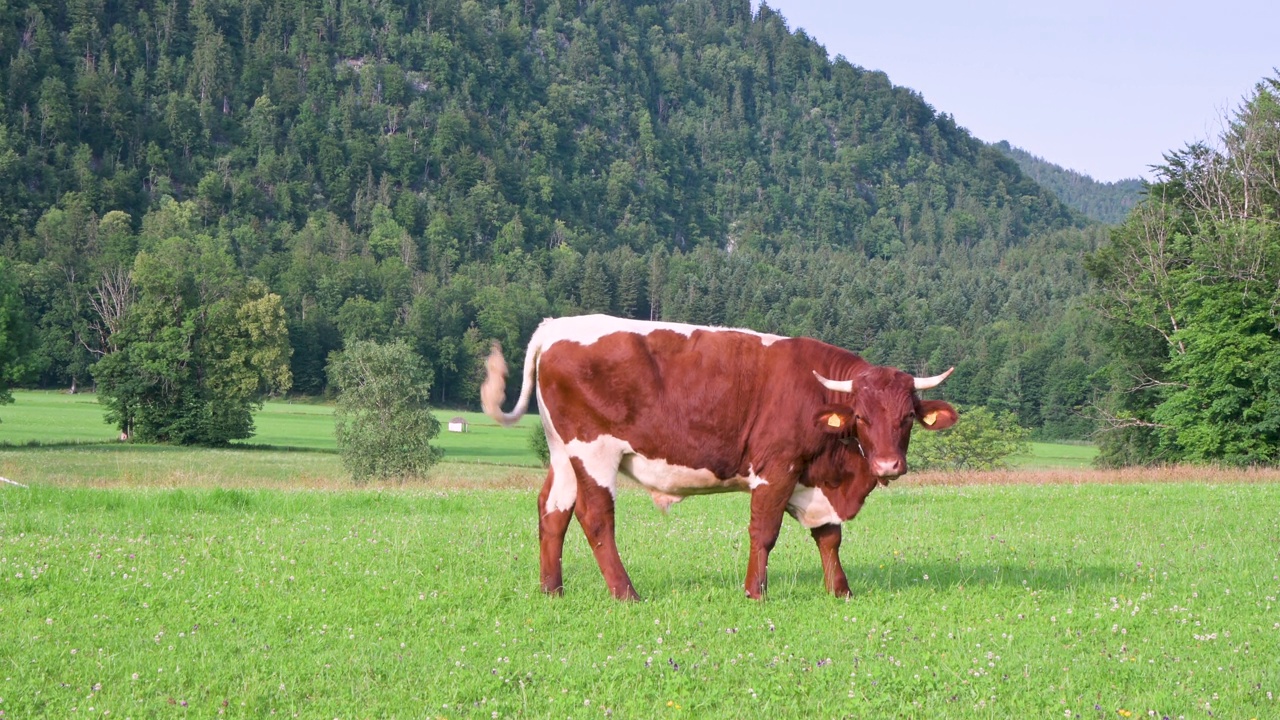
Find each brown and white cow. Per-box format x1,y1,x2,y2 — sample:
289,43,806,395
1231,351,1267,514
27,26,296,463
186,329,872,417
481,314,957,600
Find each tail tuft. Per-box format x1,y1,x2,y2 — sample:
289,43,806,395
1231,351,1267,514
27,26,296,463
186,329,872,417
480,328,540,427
480,342,510,423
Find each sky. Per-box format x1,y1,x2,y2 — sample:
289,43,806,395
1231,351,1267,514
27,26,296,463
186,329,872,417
756,0,1280,183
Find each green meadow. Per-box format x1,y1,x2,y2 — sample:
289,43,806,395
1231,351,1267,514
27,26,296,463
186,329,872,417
1013,442,1099,470
3,483,1278,718
2,390,1276,718
0,390,1090,470
0,390,544,468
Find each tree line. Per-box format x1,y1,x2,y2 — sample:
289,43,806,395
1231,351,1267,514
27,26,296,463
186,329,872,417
1088,77,1280,466
0,0,1109,444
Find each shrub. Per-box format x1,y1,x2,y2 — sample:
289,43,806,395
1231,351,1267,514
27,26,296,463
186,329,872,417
908,405,1030,471
328,340,442,482
529,422,550,467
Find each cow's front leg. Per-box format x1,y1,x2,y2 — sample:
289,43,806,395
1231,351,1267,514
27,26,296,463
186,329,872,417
811,524,851,597
744,479,795,599
571,458,640,601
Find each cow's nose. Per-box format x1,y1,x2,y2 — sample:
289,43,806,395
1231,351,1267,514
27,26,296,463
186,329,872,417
871,457,904,479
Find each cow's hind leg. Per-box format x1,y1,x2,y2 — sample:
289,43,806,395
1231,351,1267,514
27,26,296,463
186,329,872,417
811,524,851,597
571,457,639,601
537,468,574,595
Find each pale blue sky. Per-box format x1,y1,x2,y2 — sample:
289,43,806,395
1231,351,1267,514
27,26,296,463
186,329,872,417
758,1,1280,182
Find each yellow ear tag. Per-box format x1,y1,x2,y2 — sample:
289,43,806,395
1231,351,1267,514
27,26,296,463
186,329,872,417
922,411,939,427
827,414,844,428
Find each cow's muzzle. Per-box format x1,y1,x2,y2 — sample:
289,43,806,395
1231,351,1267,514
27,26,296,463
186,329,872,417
871,457,904,482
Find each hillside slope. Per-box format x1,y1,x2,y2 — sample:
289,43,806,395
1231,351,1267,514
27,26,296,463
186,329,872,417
0,0,1084,253
2,0,1103,437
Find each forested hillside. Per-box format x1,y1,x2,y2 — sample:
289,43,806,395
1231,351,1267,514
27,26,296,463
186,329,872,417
0,0,1106,440
995,142,1143,224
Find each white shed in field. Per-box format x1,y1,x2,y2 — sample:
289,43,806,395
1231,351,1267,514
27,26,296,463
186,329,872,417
447,416,469,433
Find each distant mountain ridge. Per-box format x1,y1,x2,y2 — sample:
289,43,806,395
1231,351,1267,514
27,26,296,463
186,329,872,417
994,142,1143,224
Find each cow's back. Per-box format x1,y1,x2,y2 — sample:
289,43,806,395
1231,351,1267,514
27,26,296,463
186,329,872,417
535,317,786,479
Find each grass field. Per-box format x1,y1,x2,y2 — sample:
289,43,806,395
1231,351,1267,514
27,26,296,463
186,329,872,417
2,481,1278,718
3,390,1276,718
0,390,1092,471
1013,442,1098,469
0,390,545,468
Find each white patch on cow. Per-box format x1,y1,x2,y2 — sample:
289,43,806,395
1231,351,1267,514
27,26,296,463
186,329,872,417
564,435,629,498
745,464,768,489
621,452,726,494
540,389,578,515
535,314,785,351
549,428,768,511
786,485,842,529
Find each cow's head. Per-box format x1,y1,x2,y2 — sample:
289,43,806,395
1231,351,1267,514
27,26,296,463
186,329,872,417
812,366,958,483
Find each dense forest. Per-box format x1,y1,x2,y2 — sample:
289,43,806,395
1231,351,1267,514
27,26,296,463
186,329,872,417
995,141,1143,225
1088,77,1280,466
0,0,1111,442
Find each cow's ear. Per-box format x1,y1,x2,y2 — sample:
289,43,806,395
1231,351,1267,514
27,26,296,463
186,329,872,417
916,400,958,431
814,404,856,435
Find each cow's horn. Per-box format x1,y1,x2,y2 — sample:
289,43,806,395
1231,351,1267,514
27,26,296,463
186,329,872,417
813,371,853,393
914,367,954,390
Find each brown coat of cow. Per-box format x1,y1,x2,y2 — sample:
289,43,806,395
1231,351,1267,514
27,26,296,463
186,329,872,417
482,315,957,600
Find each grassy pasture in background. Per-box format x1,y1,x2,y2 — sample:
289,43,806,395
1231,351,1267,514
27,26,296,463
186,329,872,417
2,482,1278,718
247,401,543,467
0,390,543,467
3,390,1084,471
0,390,119,445
1013,441,1099,469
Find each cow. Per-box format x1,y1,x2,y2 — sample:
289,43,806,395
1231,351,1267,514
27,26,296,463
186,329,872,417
481,314,957,600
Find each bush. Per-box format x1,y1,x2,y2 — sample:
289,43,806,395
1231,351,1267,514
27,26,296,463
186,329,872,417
328,340,442,482
529,422,550,467
908,405,1030,471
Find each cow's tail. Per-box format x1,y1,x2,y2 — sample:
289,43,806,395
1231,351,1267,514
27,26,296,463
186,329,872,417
481,333,541,428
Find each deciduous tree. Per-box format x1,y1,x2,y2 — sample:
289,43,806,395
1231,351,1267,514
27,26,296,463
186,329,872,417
908,405,1030,471
1090,77,1280,465
0,259,33,406
93,209,292,444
